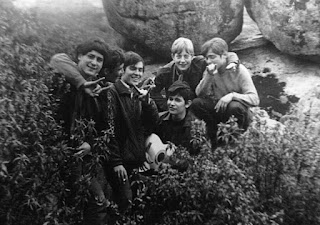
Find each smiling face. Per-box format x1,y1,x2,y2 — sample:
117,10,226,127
167,94,191,121
121,61,144,86
77,50,104,77
172,49,193,72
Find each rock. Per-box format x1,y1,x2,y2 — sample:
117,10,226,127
293,84,320,124
102,0,244,59
230,8,270,51
250,107,286,135
244,0,320,62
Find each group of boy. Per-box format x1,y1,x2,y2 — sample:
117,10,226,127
50,36,259,224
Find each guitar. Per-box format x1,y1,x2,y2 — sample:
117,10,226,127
139,133,176,172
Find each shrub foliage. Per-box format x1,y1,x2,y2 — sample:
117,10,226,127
1,2,320,225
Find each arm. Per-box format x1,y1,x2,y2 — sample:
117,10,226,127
141,99,159,134
50,53,86,89
226,52,240,65
195,69,215,97
232,65,260,106
150,73,167,112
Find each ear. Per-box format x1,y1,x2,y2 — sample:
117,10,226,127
185,100,192,109
171,53,175,60
77,54,83,62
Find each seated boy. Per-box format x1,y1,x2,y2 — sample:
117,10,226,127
150,37,239,112
191,37,260,146
155,80,206,155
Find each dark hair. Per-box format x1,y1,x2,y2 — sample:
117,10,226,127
75,38,111,67
105,48,125,71
168,81,194,101
123,51,144,71
200,37,228,57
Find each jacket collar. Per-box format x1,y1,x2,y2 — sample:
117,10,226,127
114,80,132,95
160,110,194,128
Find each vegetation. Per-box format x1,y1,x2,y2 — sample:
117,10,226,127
1,1,320,224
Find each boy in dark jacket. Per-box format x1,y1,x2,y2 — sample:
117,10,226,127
50,38,111,225
101,51,159,213
155,80,206,155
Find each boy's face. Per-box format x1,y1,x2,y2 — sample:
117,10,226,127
106,63,124,83
205,49,227,69
167,94,190,117
121,61,144,86
78,50,104,77
172,49,193,72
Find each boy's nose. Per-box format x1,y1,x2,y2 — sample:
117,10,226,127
91,58,98,65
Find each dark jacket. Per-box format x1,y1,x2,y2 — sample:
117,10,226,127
101,80,159,168
155,110,202,155
150,53,239,111
58,80,106,146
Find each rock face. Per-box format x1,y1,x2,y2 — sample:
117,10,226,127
102,0,244,59
244,0,320,61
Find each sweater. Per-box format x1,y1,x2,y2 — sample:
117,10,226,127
195,64,259,107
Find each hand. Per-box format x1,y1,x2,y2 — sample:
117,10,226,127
226,62,237,71
74,142,91,157
214,93,234,112
113,165,128,184
82,77,108,97
133,85,151,103
140,77,156,91
206,63,218,76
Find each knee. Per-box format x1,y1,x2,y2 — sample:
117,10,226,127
226,101,246,115
191,97,204,108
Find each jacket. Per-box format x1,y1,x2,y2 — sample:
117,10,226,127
101,80,159,168
155,110,203,155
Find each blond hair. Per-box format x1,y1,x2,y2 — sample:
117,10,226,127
171,37,194,55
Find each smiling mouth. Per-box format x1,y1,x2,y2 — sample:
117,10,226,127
87,66,97,71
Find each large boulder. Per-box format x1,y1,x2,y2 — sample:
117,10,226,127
102,0,244,59
244,0,320,61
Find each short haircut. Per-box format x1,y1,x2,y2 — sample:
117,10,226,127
200,37,228,57
123,51,144,71
168,80,194,101
105,48,125,71
171,37,194,55
75,38,110,67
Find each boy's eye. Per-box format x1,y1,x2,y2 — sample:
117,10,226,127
87,54,95,59
129,66,137,71
206,54,217,60
97,57,103,63
176,54,192,60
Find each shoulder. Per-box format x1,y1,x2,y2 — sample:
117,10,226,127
159,111,170,120
192,55,205,65
237,64,251,77
157,61,174,75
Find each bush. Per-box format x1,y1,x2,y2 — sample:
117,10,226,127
1,2,320,225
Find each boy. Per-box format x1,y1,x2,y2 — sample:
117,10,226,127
155,80,205,155
150,37,239,111
50,38,110,225
192,37,259,145
101,51,159,213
